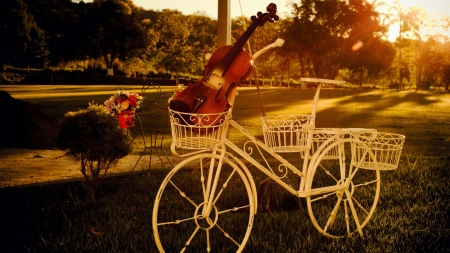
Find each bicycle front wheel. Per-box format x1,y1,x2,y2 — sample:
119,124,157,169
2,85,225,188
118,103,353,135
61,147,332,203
152,153,255,252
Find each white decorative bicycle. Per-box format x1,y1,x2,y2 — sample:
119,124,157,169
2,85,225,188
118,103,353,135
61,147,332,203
152,79,405,252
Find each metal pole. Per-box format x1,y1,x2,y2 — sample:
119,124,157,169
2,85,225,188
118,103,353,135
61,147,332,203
217,0,231,47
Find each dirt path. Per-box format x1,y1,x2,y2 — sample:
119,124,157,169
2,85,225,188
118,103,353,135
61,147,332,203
0,149,181,188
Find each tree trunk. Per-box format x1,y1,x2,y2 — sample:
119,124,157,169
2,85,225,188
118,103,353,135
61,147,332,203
105,54,114,76
359,64,363,88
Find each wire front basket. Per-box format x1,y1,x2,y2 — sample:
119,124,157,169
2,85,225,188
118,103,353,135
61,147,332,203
261,115,315,153
351,132,405,170
169,109,229,151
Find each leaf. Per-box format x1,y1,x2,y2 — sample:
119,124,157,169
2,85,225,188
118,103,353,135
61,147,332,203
90,227,103,236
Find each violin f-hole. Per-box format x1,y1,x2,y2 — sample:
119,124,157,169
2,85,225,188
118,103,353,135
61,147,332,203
214,87,223,102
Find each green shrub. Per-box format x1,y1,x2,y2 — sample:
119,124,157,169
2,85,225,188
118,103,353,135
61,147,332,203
57,103,131,200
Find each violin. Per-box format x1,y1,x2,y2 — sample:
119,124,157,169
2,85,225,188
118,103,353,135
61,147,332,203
170,3,279,125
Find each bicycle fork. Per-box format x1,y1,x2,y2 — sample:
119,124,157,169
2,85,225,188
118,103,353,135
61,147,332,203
200,151,226,218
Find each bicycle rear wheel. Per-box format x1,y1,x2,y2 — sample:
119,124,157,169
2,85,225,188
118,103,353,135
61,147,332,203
305,139,381,238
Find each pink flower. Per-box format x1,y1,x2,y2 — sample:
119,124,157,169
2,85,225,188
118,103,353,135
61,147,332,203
104,97,115,112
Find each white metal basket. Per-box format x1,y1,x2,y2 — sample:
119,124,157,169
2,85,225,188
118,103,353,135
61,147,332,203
351,132,405,170
261,115,315,153
303,129,344,160
169,109,229,150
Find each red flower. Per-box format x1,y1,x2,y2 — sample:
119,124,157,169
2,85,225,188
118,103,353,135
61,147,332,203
128,95,137,107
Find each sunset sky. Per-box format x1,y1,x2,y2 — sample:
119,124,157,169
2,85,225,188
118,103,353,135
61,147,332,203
83,0,450,41
135,0,450,41
132,0,449,20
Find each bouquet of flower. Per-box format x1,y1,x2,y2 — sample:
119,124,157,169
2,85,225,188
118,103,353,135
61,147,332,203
104,90,143,115
104,90,143,128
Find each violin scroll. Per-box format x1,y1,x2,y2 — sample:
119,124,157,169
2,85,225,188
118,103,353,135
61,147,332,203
266,3,277,14
251,3,279,25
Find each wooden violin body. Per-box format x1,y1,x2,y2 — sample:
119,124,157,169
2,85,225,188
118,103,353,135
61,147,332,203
170,46,253,116
169,3,279,125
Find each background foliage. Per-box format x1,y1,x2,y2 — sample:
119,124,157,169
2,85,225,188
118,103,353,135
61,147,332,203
2,0,450,89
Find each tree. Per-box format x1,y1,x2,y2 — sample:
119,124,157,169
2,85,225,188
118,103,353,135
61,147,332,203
418,38,447,89
187,12,217,76
1,0,48,70
57,103,131,200
24,0,80,67
154,10,198,76
443,63,450,90
387,3,429,89
404,7,430,90
79,0,149,75
341,0,395,86
289,0,388,81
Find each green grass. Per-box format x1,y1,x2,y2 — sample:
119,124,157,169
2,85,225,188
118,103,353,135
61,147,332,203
1,85,450,252
1,157,449,252
3,85,449,157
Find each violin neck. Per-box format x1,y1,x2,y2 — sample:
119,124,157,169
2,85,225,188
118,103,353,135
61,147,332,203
213,20,260,77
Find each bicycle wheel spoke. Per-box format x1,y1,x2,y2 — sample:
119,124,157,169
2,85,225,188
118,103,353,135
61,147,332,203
318,163,339,182
169,180,200,208
345,189,364,237
344,200,350,236
326,190,345,228
183,226,201,252
353,179,379,188
351,195,369,215
212,168,237,205
157,214,203,226
200,158,208,206
217,204,251,214
206,223,211,252
215,222,242,247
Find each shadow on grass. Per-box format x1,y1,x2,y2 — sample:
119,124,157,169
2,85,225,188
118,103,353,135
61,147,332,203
233,88,450,157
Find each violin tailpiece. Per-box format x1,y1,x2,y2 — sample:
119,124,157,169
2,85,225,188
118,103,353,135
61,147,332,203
192,93,206,113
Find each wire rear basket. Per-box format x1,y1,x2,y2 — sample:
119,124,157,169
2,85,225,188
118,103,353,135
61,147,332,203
351,132,405,170
303,129,345,160
169,109,229,150
261,115,315,153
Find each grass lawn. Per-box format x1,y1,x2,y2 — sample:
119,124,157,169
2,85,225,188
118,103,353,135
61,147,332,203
1,85,450,252
3,85,450,157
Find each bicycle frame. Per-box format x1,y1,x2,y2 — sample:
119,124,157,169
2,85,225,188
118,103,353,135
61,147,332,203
224,120,356,197
169,81,375,211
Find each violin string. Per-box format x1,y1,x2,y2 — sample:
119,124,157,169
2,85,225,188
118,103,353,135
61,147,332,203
217,20,259,76
238,0,253,56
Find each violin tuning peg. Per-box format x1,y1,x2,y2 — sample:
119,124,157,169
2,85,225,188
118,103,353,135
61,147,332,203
251,15,256,21
267,3,277,14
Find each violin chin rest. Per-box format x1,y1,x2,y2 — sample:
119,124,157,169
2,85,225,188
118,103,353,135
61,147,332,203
170,100,190,113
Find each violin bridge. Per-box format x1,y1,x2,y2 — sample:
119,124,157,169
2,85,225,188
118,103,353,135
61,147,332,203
203,73,224,91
